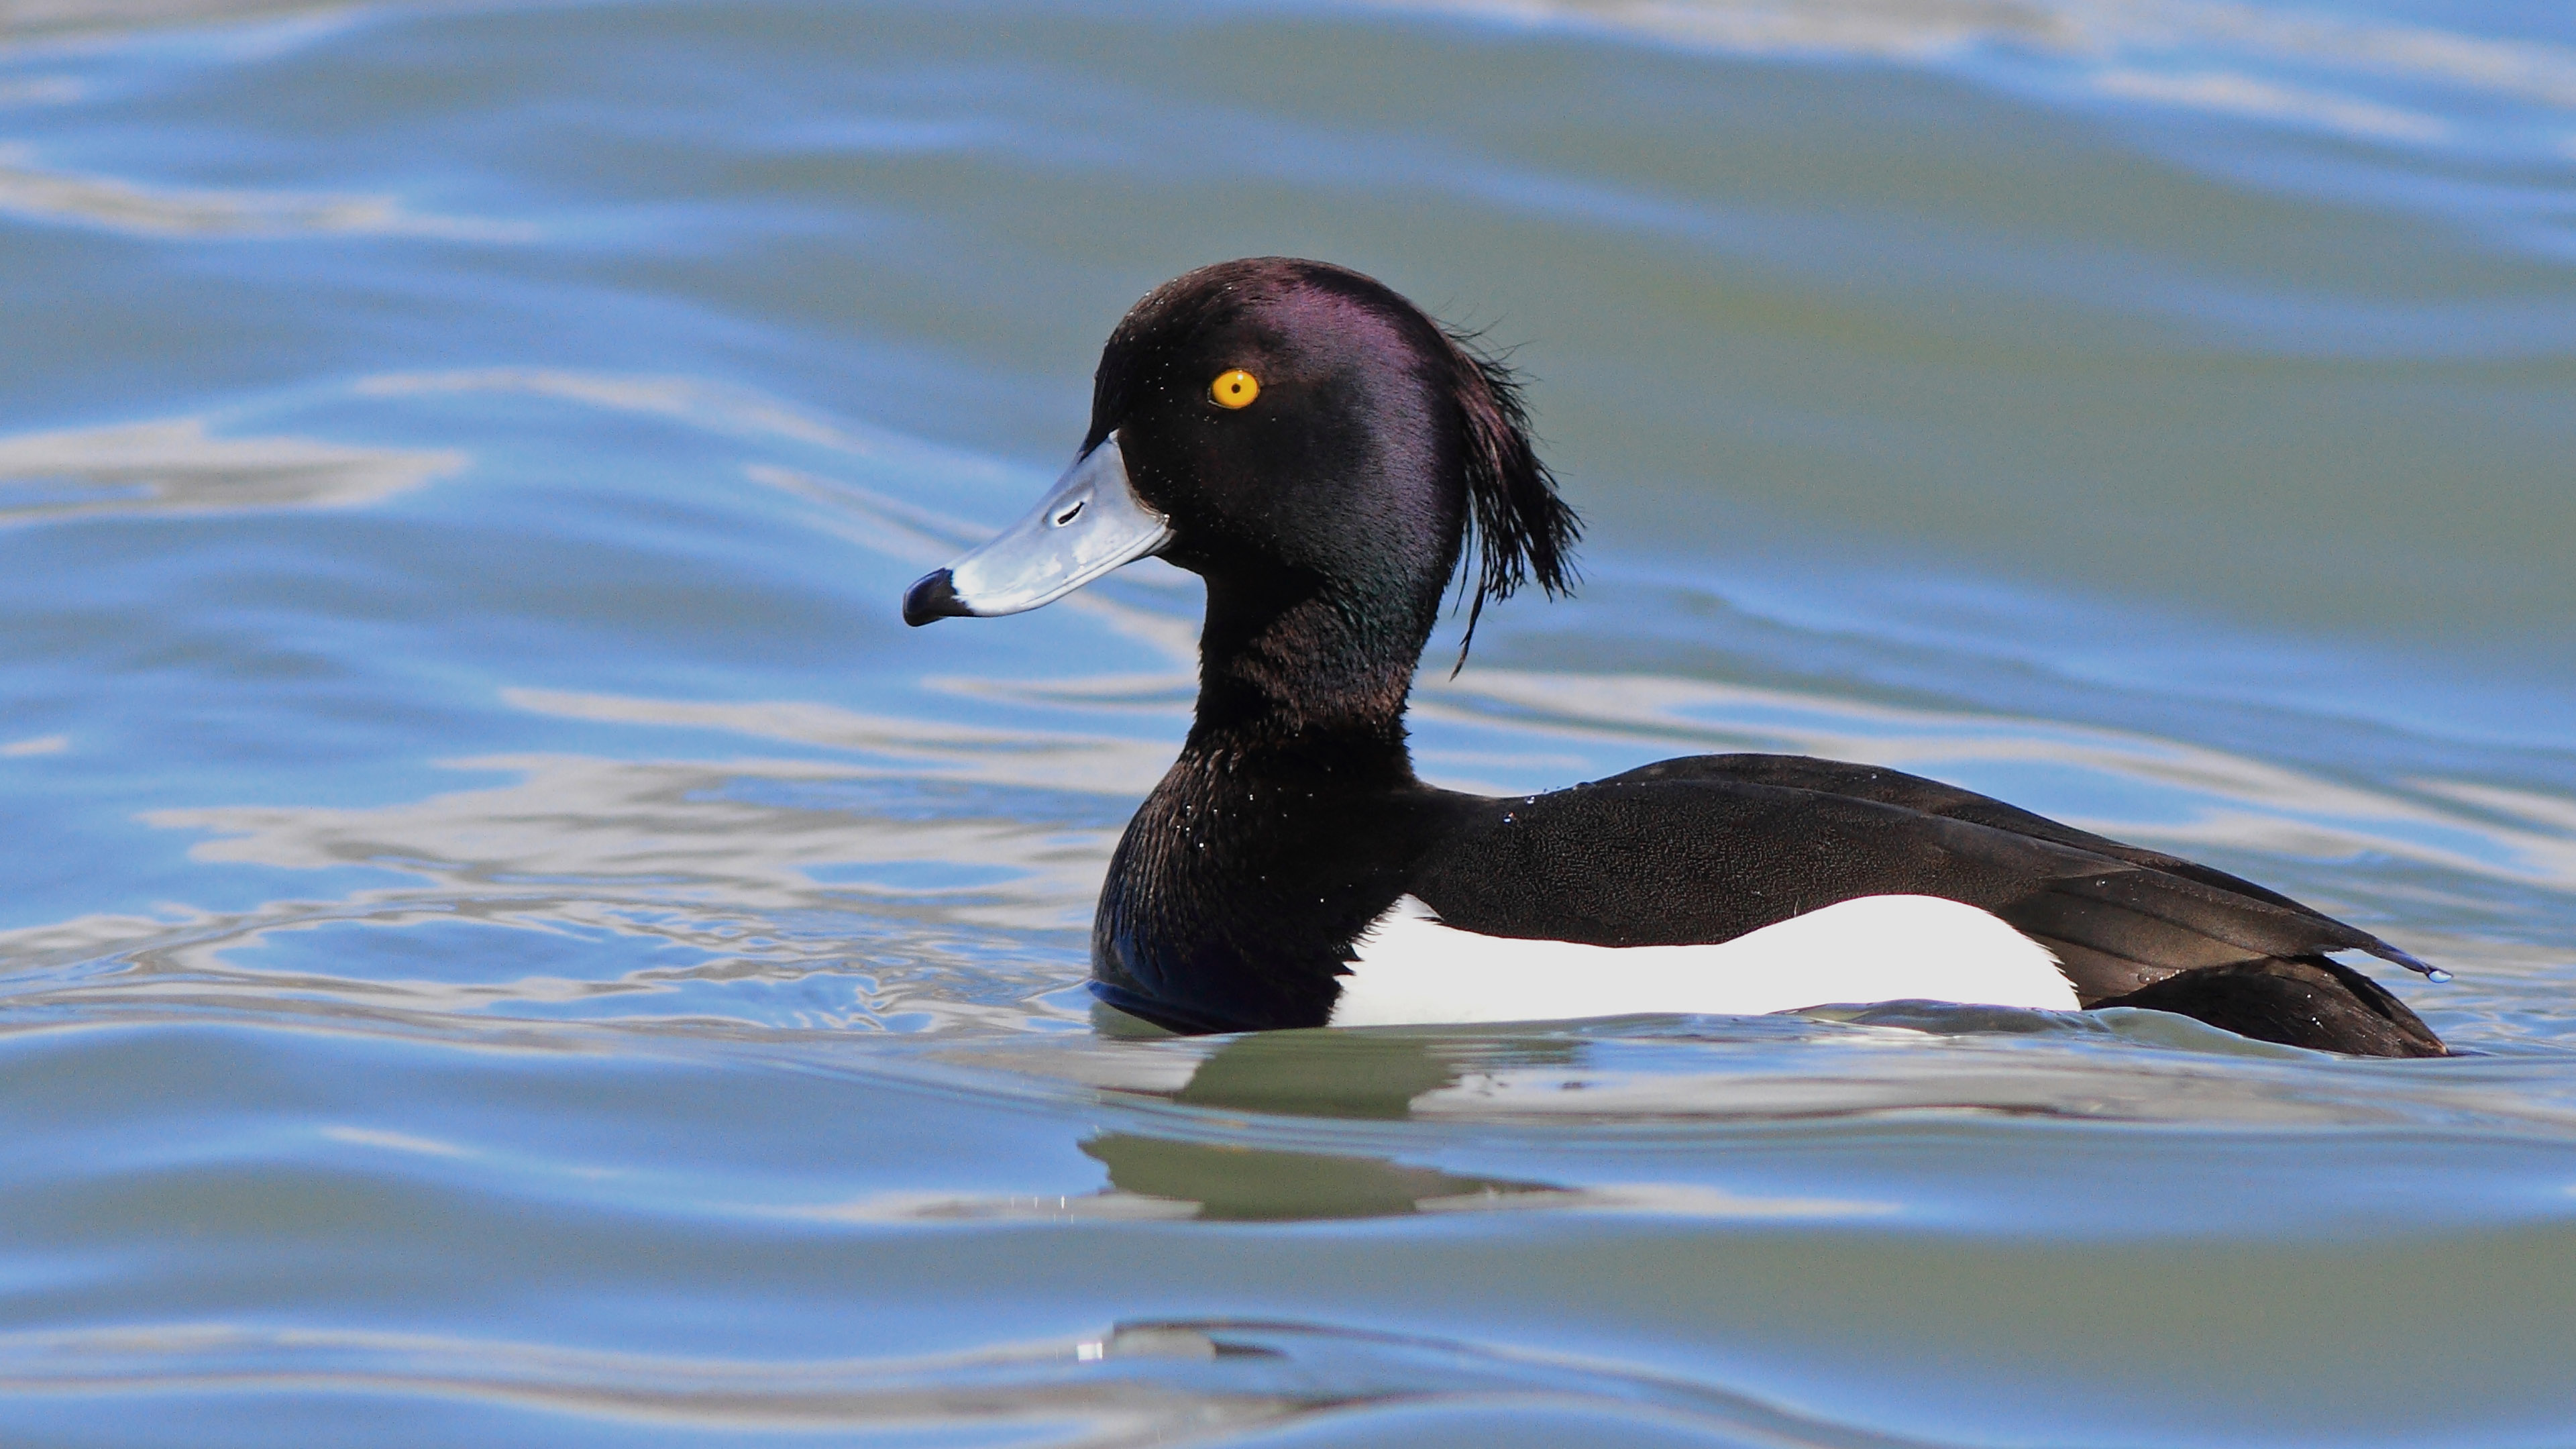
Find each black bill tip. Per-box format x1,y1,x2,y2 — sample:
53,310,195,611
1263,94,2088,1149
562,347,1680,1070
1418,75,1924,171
902,568,971,627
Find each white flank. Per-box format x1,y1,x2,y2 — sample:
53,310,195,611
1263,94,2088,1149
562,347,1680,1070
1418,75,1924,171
1330,894,2076,1028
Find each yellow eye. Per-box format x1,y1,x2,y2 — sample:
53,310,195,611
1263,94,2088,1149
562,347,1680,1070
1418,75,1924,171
1209,368,1260,409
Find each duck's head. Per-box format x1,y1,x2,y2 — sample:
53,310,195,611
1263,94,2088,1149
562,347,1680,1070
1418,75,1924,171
904,258,1578,729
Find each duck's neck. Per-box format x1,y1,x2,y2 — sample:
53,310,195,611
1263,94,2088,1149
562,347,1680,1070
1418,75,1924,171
1182,571,1428,773
1091,570,1454,1032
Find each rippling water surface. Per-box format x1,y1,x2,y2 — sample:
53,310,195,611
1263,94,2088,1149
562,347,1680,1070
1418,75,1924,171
5,1,2575,1443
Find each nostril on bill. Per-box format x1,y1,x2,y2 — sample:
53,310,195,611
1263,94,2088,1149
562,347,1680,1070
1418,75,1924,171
1053,499,1086,527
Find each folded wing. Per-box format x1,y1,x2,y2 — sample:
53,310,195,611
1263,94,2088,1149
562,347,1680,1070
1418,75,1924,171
1404,754,2442,1054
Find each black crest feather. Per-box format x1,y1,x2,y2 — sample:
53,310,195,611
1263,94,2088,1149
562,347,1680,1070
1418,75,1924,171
1443,327,1581,672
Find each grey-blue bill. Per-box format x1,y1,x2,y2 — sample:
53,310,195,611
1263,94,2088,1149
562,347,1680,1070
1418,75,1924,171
903,433,1170,625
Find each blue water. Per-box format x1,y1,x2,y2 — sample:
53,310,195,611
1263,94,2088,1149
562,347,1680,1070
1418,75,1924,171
4,1,2575,1443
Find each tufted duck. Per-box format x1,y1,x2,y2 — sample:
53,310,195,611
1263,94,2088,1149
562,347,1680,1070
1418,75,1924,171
904,258,2447,1057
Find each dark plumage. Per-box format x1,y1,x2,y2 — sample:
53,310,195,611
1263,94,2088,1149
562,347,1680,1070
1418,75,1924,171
906,258,2447,1057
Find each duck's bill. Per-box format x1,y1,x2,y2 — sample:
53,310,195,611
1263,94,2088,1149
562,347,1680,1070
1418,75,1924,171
902,433,1171,625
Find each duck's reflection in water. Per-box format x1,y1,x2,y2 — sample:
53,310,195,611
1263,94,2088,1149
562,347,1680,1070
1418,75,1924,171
1083,1028,1573,1220
1081,1134,1548,1222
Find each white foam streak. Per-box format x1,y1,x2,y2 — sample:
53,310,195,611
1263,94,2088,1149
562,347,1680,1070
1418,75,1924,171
319,1124,474,1159
0,144,527,239
149,751,1120,920
0,416,460,525
0,1321,1272,1438
0,1,347,42
766,1190,1199,1224
1415,1181,1897,1218
0,76,83,105
502,688,1174,798
358,370,1022,484
2092,66,2447,140
1375,0,2576,148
